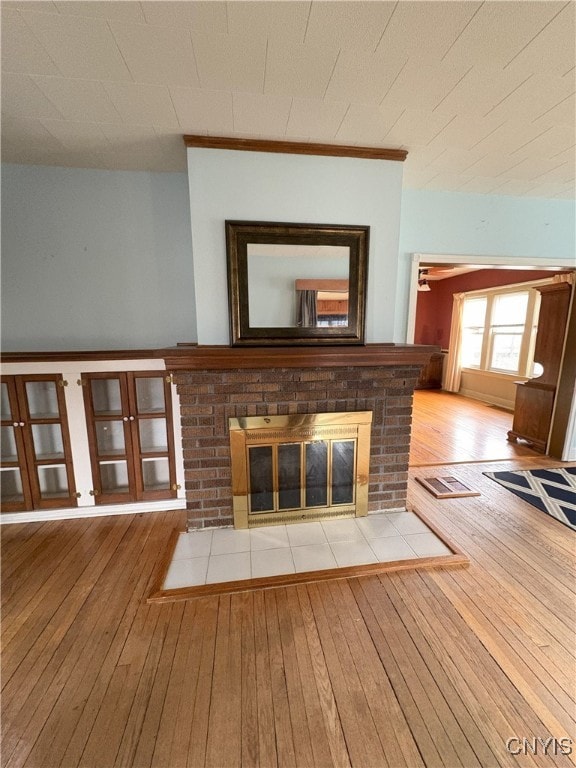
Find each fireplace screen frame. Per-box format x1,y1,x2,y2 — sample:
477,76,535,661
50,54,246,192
229,411,372,528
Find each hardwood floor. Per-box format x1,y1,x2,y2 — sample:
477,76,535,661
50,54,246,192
410,390,540,466
2,454,575,768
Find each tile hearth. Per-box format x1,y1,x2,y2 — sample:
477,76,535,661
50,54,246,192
163,511,452,590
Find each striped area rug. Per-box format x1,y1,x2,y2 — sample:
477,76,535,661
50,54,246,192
484,467,576,532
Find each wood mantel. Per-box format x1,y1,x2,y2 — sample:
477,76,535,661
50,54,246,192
164,344,438,371
1,344,438,368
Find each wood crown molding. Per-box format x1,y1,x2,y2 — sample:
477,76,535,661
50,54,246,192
183,135,408,162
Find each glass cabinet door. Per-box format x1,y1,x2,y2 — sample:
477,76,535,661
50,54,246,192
130,373,176,499
1,375,77,512
82,371,177,504
83,374,136,504
17,375,77,508
0,378,33,512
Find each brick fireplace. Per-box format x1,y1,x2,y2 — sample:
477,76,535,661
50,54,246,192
165,344,435,530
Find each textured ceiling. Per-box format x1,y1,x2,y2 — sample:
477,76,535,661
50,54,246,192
2,0,575,197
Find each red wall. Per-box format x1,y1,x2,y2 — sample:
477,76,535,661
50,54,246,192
414,270,565,349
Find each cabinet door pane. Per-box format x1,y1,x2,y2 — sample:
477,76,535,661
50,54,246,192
135,377,165,414
141,457,170,490
25,381,59,419
31,424,64,460
37,465,69,499
1,469,25,503
1,383,13,420
91,379,122,415
99,461,129,493
1,426,18,463
95,421,126,455
138,418,167,453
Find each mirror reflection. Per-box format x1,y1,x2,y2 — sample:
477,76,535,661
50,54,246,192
247,243,350,328
226,221,369,346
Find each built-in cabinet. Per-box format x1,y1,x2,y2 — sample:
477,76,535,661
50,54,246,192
415,351,444,389
1,374,77,512
508,282,572,452
1,360,185,519
82,372,178,504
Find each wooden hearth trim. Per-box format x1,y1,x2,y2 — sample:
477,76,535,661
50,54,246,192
183,135,408,162
147,508,468,603
165,344,438,370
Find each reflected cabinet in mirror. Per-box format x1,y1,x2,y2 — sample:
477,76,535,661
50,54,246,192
226,221,369,346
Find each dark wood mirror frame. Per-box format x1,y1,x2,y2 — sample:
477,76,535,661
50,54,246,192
225,221,369,346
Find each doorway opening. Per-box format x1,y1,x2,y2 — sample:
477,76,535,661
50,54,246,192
406,253,575,465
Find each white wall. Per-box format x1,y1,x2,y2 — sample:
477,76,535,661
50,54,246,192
1,164,196,351
459,370,520,411
187,148,404,345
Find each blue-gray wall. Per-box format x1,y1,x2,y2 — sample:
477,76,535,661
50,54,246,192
1,164,195,351
395,188,575,339
187,148,404,344
1,162,574,351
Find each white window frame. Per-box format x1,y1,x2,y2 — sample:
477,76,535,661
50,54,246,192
460,279,552,378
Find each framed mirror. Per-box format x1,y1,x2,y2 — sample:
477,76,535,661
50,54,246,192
225,221,369,346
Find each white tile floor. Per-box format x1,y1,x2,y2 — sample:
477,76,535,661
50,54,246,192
163,511,453,590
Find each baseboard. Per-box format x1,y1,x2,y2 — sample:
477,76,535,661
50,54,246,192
459,388,514,411
0,498,187,524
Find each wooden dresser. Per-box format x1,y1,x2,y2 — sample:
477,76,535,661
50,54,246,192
507,282,572,453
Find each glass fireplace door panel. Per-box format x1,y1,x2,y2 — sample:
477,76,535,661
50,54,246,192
248,445,274,513
331,440,355,505
229,412,372,528
277,443,302,510
305,441,328,508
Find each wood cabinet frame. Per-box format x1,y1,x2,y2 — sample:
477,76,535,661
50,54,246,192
82,371,177,504
1,374,77,513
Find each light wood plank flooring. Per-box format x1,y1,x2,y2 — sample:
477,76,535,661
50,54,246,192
2,455,575,768
410,390,540,466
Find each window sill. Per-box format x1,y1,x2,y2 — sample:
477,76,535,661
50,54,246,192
461,368,529,382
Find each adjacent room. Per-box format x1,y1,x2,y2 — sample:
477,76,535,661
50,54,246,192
1,2,575,767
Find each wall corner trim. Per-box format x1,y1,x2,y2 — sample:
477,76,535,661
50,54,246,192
183,135,408,162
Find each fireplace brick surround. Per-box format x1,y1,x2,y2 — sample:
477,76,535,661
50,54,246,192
165,345,436,529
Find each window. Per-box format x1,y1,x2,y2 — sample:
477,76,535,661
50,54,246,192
461,285,541,377
489,291,529,372
461,297,487,368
